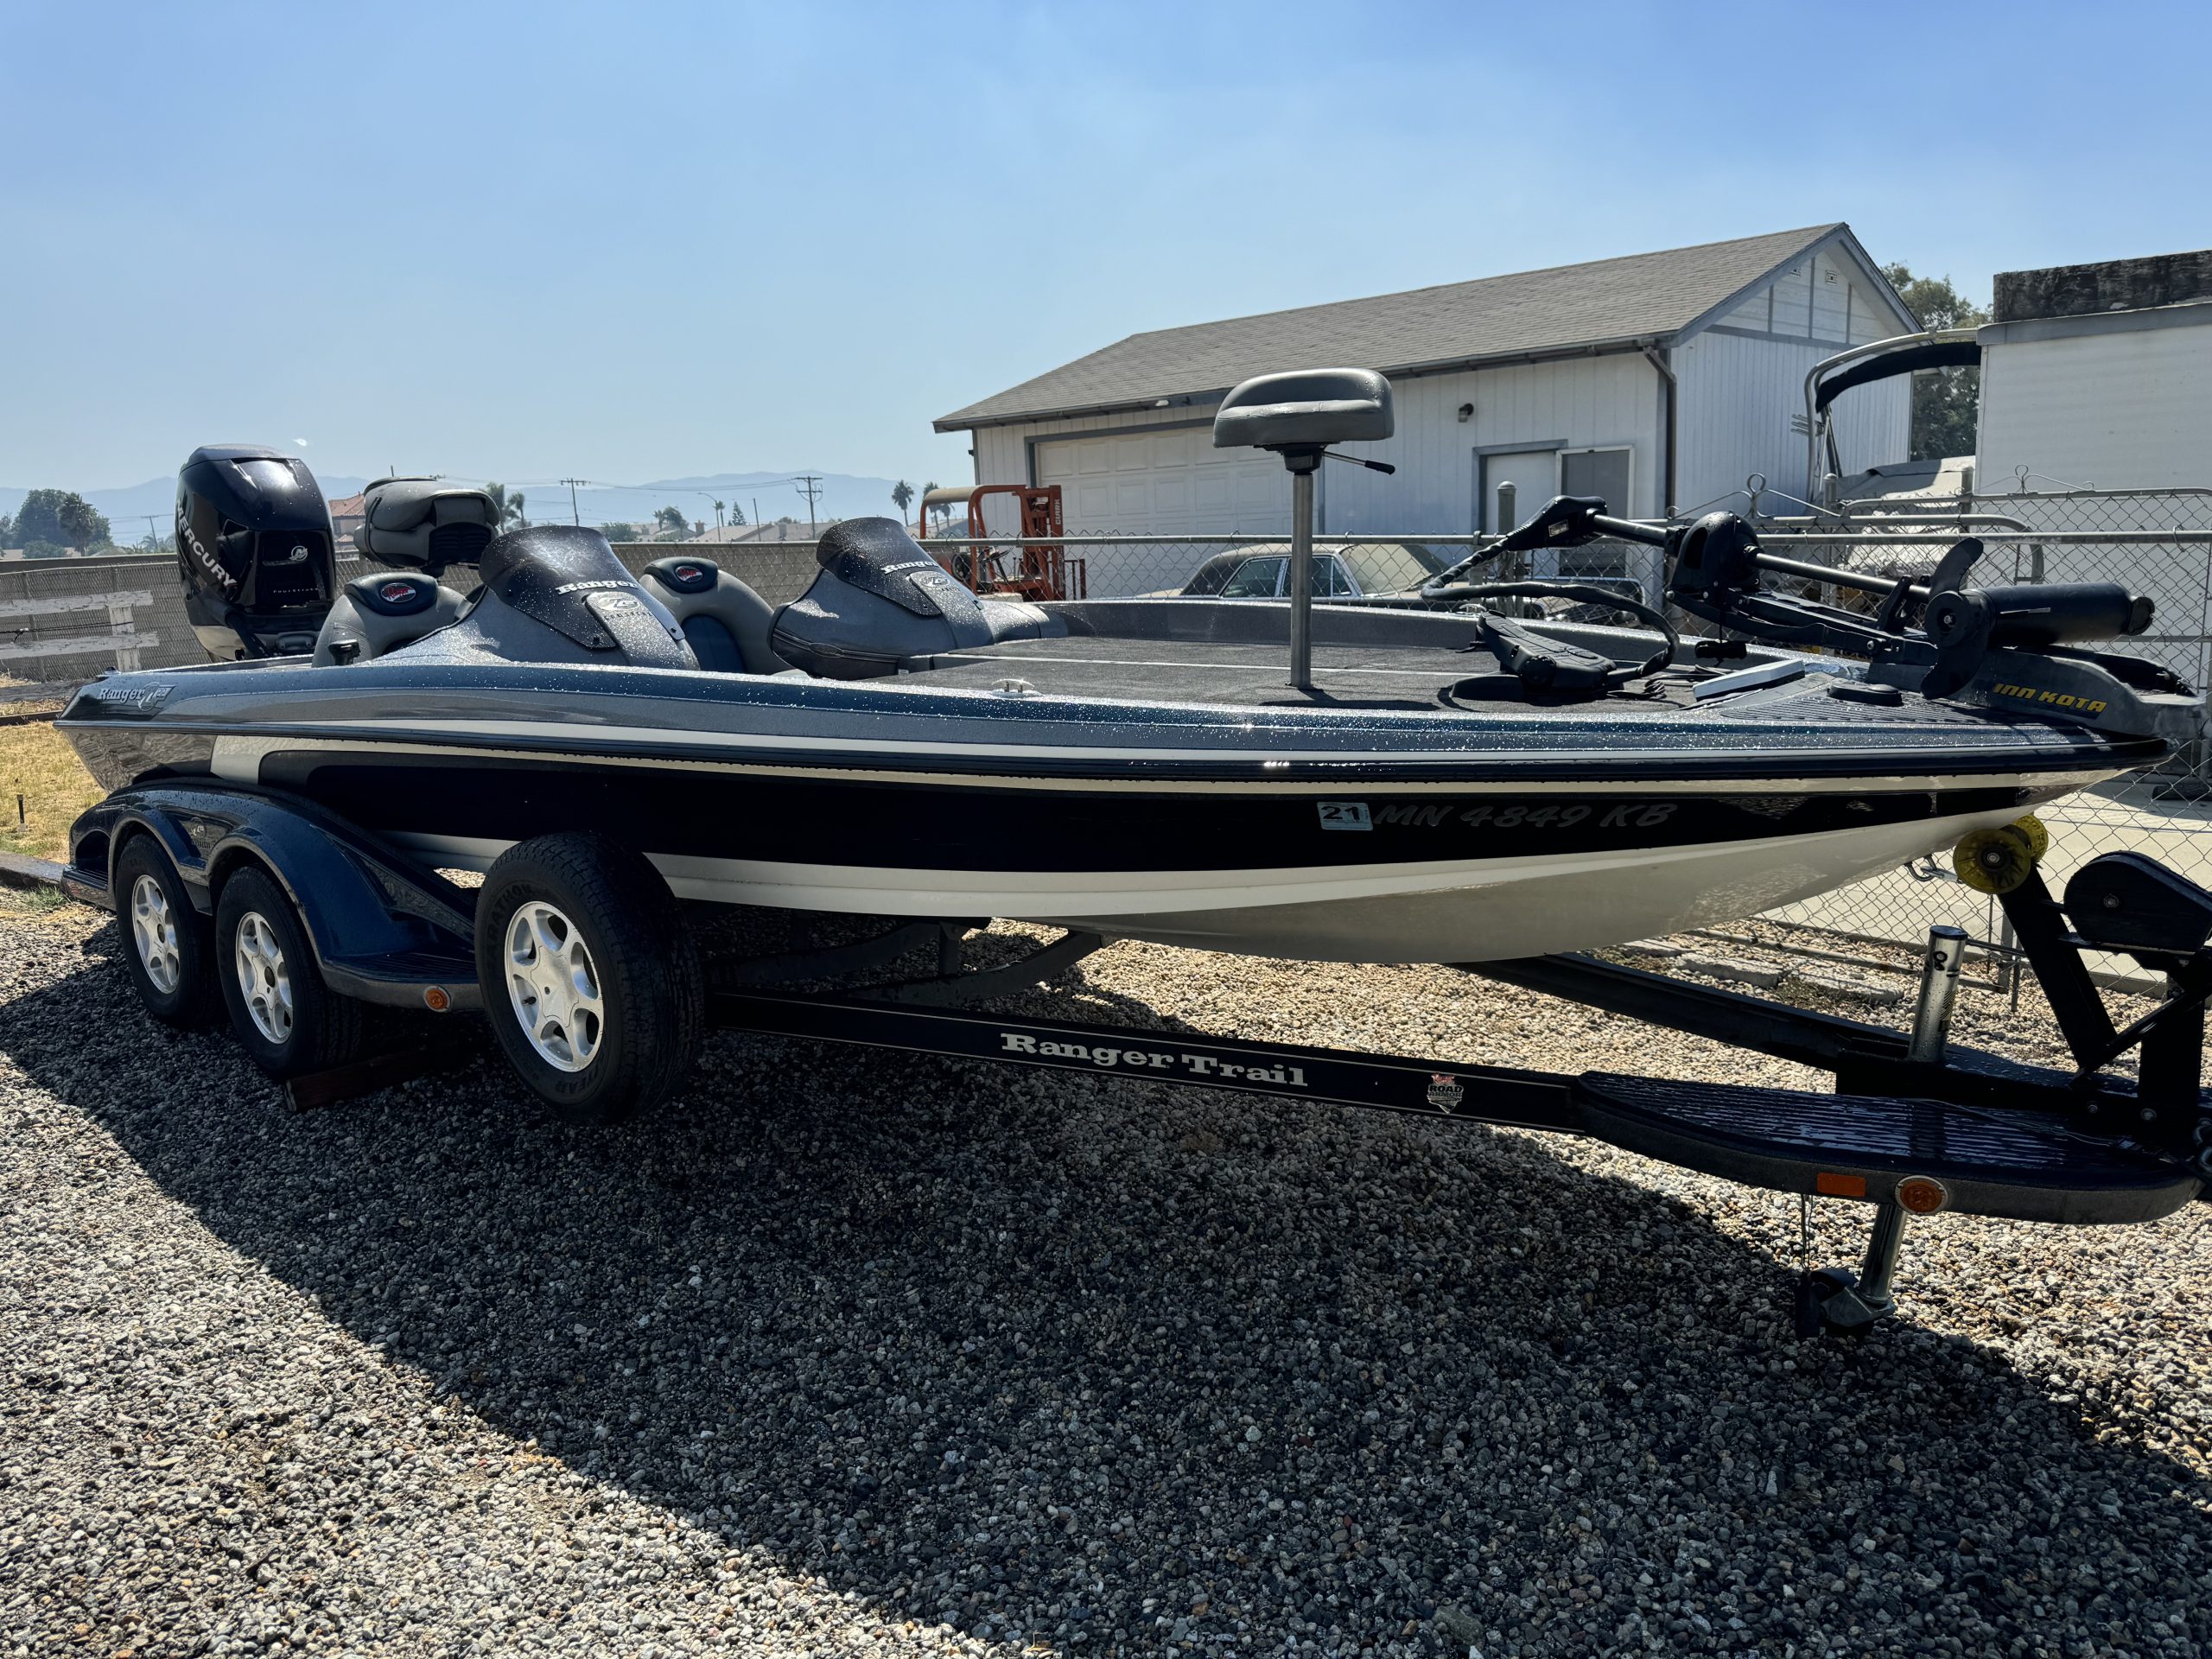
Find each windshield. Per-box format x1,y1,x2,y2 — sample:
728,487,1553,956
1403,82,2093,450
1219,556,1287,598
1182,553,1243,597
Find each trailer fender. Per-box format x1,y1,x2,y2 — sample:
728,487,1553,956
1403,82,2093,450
70,783,480,1011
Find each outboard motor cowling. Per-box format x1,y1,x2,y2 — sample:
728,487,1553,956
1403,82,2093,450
175,444,337,659
770,518,1065,679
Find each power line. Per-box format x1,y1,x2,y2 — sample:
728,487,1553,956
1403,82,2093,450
794,474,823,537
559,478,588,526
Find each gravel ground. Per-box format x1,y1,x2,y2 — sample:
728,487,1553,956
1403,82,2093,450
4,901,2212,1657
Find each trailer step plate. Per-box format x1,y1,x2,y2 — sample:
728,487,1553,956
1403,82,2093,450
1573,1072,2200,1224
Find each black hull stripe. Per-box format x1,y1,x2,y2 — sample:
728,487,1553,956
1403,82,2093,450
255,750,2044,876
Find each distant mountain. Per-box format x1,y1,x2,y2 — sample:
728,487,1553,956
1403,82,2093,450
2,467,922,542
583,471,913,530
0,474,372,543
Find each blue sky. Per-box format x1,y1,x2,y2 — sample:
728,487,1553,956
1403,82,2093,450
2,0,2203,499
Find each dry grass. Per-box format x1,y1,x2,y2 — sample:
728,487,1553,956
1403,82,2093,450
0,720,104,863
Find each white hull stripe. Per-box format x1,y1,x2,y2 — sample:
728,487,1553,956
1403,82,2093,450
395,810,1999,918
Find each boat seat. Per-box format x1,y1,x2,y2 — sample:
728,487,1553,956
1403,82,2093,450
359,478,499,573
1212,367,1395,452
638,556,791,674
311,570,469,666
769,517,1066,680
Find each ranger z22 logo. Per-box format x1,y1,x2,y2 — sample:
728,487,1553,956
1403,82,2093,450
86,683,174,711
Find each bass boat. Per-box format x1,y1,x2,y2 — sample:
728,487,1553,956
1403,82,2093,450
60,374,2190,964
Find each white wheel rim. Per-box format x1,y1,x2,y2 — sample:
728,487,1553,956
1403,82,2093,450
130,874,181,995
232,911,294,1045
504,900,604,1072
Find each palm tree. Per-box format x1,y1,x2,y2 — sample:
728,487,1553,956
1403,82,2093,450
652,504,690,540
712,499,726,529
890,480,915,519
484,482,527,531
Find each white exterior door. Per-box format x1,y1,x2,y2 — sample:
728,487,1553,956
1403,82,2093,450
1477,448,1560,532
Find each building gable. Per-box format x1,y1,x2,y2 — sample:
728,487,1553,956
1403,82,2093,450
1680,229,1916,352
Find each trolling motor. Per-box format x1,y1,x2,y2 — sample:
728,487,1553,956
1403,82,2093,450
1423,496,2181,730
1213,368,1399,690
175,444,339,659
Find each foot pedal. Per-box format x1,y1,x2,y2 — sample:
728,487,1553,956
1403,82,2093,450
1573,1072,2198,1224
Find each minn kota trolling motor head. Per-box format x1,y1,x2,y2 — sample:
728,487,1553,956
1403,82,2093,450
175,444,337,659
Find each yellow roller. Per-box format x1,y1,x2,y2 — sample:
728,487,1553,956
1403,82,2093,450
2011,812,2051,861
1953,823,2037,895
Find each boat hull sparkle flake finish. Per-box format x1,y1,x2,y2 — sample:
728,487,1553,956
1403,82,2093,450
61,601,2155,963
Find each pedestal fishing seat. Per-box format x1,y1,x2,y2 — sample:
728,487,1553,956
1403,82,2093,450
312,479,496,665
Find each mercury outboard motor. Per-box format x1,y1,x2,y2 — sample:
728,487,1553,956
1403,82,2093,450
175,444,337,659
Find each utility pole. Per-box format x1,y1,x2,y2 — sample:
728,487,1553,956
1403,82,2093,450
560,478,587,525
795,474,823,537
751,497,760,537
143,514,164,552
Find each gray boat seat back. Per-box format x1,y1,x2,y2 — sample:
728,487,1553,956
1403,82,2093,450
769,517,1065,680
359,477,499,572
1213,367,1394,451
638,556,790,674
312,570,469,665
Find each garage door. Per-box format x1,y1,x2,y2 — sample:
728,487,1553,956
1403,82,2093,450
1035,427,1290,596
1036,427,1288,535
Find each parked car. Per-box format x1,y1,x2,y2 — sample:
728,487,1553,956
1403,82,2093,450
1173,541,1450,600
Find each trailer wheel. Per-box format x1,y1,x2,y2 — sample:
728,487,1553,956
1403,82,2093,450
215,866,365,1078
473,833,702,1124
114,835,216,1027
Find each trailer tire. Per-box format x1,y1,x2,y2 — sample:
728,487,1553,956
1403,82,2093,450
473,833,702,1124
215,866,366,1078
114,834,218,1027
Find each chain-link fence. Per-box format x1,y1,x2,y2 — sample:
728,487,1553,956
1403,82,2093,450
1721,487,2212,980
899,530,1674,613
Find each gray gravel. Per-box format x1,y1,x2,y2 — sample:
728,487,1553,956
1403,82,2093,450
4,902,2212,1657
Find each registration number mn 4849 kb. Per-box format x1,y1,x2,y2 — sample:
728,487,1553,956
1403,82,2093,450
1319,799,1678,832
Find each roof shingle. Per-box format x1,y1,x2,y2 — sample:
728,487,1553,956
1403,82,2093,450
937,225,1850,429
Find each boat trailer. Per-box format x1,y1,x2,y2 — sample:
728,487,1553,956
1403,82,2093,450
63,782,2212,1338
279,844,2211,1341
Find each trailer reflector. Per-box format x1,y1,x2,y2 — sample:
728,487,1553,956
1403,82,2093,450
1897,1175,1950,1214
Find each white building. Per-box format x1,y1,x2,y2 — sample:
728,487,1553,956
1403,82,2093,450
936,224,1915,594
1978,246,2212,492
